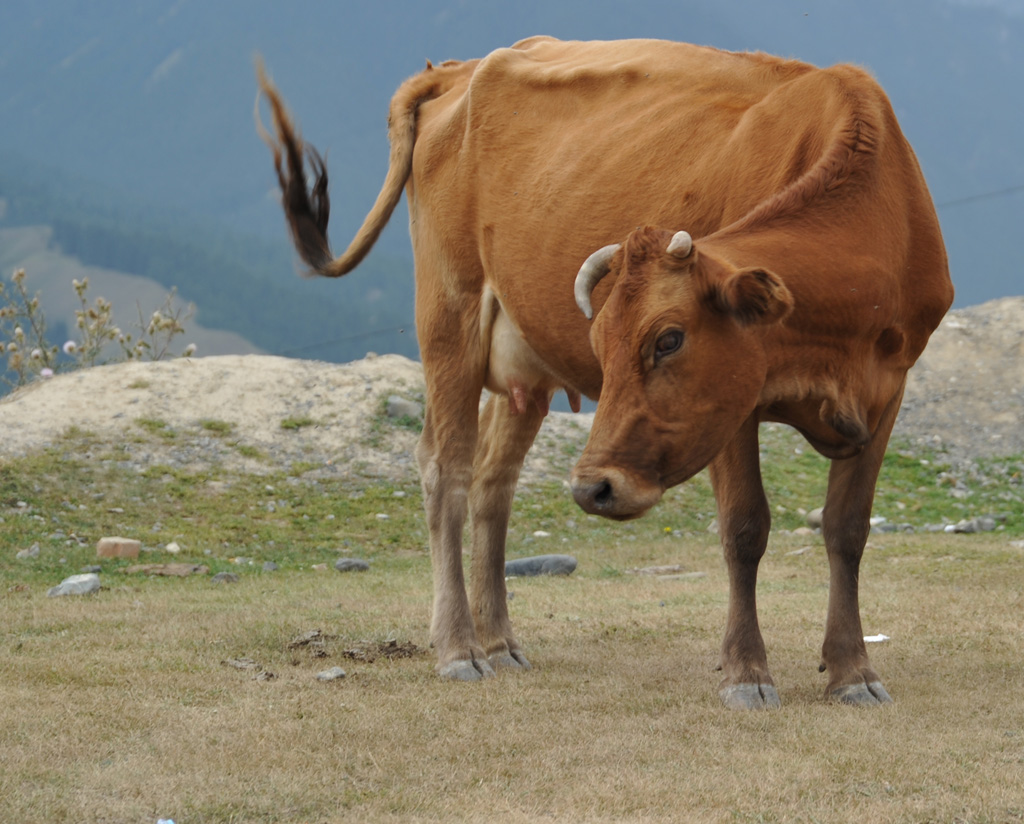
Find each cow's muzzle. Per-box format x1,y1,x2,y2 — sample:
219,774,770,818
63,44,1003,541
570,467,662,521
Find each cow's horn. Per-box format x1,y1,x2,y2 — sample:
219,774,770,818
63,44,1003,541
667,231,693,258
574,243,621,320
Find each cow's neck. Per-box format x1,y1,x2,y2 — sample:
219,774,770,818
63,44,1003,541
701,228,910,458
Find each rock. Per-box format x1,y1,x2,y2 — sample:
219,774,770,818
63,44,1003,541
386,395,423,420
806,507,824,529
47,573,101,597
96,537,141,559
81,564,102,573
16,543,40,559
946,516,998,534
504,554,577,577
262,561,279,572
165,541,181,554
315,666,347,682
211,571,240,584
335,558,370,573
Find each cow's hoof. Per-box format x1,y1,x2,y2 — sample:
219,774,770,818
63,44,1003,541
830,680,893,706
439,658,496,681
489,650,531,671
719,682,781,710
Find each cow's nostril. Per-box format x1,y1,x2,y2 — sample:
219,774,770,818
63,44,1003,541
593,479,613,507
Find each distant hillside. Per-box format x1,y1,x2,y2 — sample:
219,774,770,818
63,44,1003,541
1,1,1023,362
0,163,419,364
0,225,264,366
2,0,1023,312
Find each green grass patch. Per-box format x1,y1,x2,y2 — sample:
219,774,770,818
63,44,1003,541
198,418,234,435
133,417,176,440
280,416,315,431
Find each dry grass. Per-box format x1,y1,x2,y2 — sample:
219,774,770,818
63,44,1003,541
2,530,1023,823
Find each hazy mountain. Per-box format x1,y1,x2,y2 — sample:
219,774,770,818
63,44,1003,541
1,0,1021,363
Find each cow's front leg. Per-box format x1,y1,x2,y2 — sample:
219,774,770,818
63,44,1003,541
819,386,903,705
709,414,779,709
468,395,546,671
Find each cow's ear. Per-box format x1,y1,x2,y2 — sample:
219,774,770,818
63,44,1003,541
712,267,793,326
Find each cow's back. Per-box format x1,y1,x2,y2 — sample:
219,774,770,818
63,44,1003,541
406,38,949,393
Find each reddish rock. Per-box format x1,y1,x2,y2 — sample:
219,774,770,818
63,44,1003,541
96,537,141,559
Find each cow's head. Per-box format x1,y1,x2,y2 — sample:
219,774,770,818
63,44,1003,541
570,226,793,520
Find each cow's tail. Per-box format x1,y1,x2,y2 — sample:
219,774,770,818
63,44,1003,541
254,58,441,279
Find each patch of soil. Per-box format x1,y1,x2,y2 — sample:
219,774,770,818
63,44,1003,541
341,639,424,663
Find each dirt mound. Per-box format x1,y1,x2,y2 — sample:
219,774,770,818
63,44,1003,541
1,296,1020,479
896,296,1024,463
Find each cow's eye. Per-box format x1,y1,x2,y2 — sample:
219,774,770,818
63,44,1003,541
654,330,684,361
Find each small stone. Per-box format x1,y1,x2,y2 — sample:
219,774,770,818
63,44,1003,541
505,554,577,577
80,565,102,573
262,561,279,572
375,513,389,520
16,543,40,559
315,666,347,682
211,571,240,584
532,530,551,538
335,558,370,573
792,526,816,536
312,563,328,571
165,541,181,554
806,507,824,529
947,517,997,534
97,537,141,559
47,573,101,598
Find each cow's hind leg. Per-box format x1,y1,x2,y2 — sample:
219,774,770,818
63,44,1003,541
414,286,495,681
417,394,492,681
709,414,780,710
469,394,546,672
818,385,904,706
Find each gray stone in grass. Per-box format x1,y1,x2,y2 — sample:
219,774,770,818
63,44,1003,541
47,573,101,598
16,543,41,560
806,507,824,529
262,561,279,572
315,666,347,682
335,558,370,573
211,571,240,584
946,516,997,534
504,554,577,577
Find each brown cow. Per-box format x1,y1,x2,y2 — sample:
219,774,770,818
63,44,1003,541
256,36,952,707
